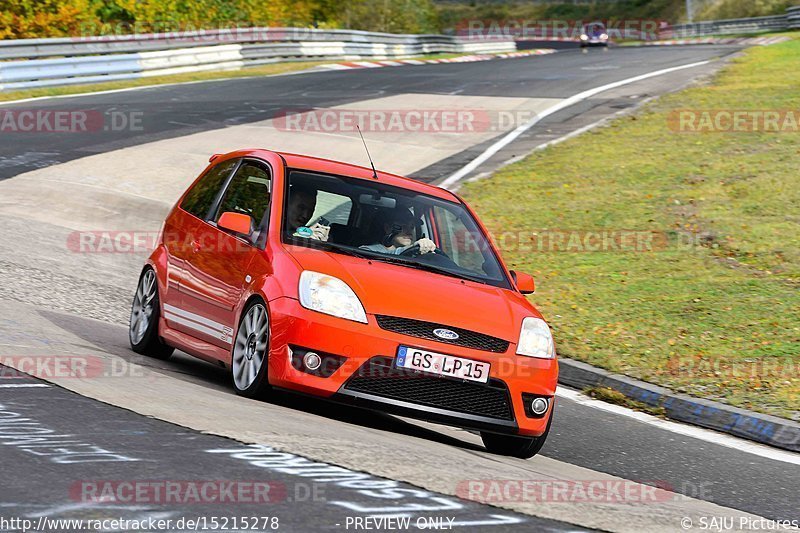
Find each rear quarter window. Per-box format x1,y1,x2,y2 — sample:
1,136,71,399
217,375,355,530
180,159,239,220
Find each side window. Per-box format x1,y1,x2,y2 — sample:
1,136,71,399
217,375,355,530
213,161,272,228
181,159,238,220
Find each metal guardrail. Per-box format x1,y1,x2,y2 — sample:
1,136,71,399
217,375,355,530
0,28,516,91
667,6,800,37
0,29,463,61
668,14,788,37
788,6,800,29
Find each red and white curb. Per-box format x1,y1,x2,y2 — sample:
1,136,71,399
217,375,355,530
319,49,556,70
640,36,790,46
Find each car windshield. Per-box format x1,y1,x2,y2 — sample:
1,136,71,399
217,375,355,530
584,24,605,35
281,169,511,289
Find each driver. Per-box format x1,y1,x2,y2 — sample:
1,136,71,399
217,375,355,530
286,184,330,241
360,208,436,255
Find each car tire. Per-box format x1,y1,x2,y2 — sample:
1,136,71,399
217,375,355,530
129,267,174,359
231,298,273,399
480,411,553,459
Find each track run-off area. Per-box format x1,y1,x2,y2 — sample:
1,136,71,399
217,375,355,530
0,44,798,532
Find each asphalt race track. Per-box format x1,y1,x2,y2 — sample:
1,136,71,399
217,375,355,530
0,371,562,531
1,45,799,532
0,45,741,180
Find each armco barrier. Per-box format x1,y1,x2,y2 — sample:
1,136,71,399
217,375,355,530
0,28,515,91
668,14,788,37
788,6,800,29
0,28,456,60
667,5,800,38
0,45,246,90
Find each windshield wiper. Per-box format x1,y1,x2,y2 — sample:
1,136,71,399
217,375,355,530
370,254,489,285
288,237,372,259
319,242,374,260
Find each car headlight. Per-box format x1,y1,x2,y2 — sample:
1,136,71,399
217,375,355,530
516,317,555,359
580,34,589,41
298,271,367,323
600,33,609,40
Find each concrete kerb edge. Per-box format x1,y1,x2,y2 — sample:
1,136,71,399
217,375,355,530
558,357,800,453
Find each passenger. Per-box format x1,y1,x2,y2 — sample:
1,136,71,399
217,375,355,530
286,184,330,241
360,208,436,255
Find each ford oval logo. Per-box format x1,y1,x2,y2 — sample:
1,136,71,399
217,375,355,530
433,328,459,340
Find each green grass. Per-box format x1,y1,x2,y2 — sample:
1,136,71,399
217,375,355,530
461,37,800,420
584,387,667,417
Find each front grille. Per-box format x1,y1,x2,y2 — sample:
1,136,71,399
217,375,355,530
375,315,510,353
344,357,514,421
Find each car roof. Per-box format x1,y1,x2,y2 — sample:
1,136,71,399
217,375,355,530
220,148,460,203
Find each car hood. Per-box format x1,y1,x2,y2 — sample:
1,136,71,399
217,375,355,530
285,246,541,342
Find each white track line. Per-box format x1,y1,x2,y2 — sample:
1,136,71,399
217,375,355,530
488,112,620,174
0,50,552,108
436,55,799,463
446,58,800,461
7,52,794,466
557,387,800,466
0,383,50,388
0,67,324,107
0,78,261,107
439,59,711,189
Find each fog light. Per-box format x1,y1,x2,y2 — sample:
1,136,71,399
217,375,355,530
303,352,322,371
531,397,549,415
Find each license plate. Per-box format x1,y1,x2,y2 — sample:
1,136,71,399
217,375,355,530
396,346,490,383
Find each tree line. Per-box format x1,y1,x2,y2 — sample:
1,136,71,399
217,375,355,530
1,0,793,40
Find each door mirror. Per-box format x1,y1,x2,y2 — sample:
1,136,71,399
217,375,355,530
510,270,535,294
218,212,252,235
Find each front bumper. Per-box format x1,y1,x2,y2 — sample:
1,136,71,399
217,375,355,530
266,297,558,436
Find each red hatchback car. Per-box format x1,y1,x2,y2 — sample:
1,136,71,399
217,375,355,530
129,149,558,458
